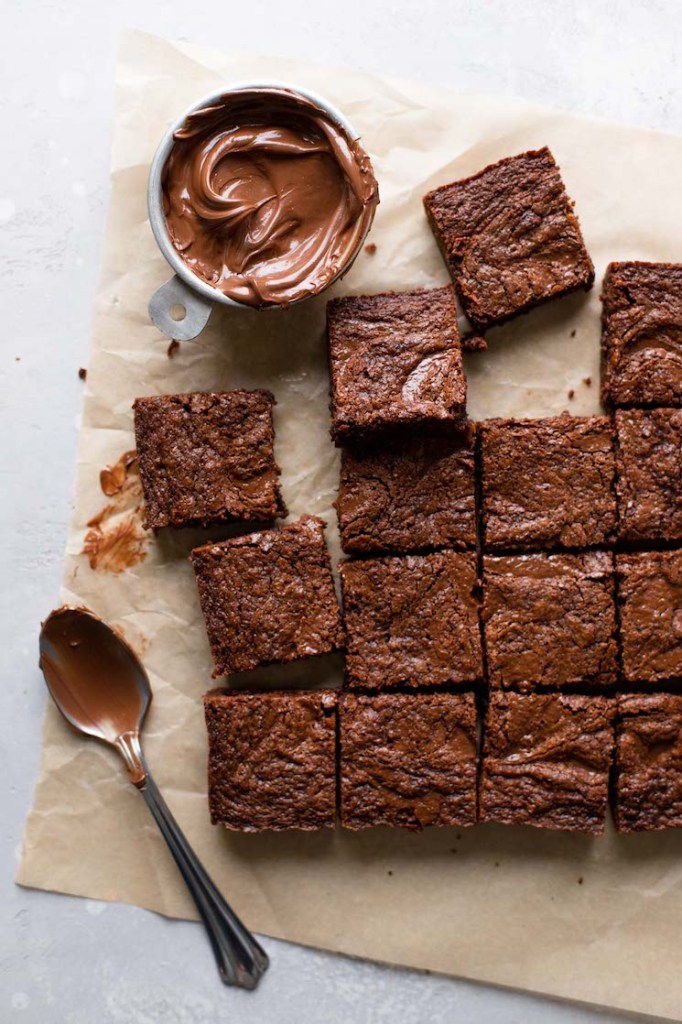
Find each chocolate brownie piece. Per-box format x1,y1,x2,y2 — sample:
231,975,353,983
482,552,617,691
480,416,617,551
327,287,467,442
190,516,344,677
615,408,682,543
339,692,477,830
600,262,682,408
615,693,682,833
335,430,476,555
133,390,286,529
616,550,682,685
340,550,482,690
479,692,615,833
204,690,337,831
423,147,594,333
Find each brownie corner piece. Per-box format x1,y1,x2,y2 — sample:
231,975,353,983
480,415,616,551
133,389,286,529
616,549,682,686
479,691,615,833
600,261,682,409
339,691,477,830
336,430,477,555
190,515,343,677
340,549,483,690
615,693,682,833
204,689,337,831
482,550,617,691
424,147,594,332
327,286,467,442
615,407,682,543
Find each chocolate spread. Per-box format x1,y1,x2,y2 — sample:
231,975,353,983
162,88,378,307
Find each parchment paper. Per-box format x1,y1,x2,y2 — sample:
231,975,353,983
19,29,682,1020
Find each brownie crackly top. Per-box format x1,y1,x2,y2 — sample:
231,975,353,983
615,408,682,543
617,550,682,685
133,389,286,529
615,694,682,833
480,415,617,551
327,286,467,442
424,147,594,332
601,261,682,409
191,515,344,677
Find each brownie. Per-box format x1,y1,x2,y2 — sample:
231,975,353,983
340,550,483,690
327,287,467,442
204,690,337,831
615,694,682,833
339,692,477,830
335,430,476,555
479,692,615,834
190,515,344,677
480,416,617,551
482,551,617,691
615,408,682,543
423,147,594,333
616,550,682,685
600,262,682,409
133,390,286,529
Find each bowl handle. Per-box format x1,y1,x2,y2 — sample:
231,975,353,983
148,275,213,341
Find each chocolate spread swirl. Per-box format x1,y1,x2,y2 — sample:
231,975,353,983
162,88,378,307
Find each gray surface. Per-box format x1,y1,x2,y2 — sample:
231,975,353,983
1,1,680,1021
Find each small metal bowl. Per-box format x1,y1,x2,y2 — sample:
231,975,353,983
147,82,376,340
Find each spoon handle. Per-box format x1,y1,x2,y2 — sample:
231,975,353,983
137,769,269,989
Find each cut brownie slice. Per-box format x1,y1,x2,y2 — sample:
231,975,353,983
340,550,483,690
339,692,477,830
423,147,594,333
133,390,286,529
480,416,617,551
616,550,682,685
479,692,615,834
335,429,476,555
327,286,467,442
204,690,337,831
482,551,617,691
600,261,682,408
190,515,344,677
615,693,682,833
615,408,682,543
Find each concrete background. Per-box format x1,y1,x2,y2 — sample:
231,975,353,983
2,1,681,1020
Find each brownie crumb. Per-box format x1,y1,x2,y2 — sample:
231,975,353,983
364,243,377,255
78,367,87,380
583,376,592,386
570,329,577,338
387,869,393,876
462,335,488,353
167,339,180,358
578,877,584,885
568,389,575,399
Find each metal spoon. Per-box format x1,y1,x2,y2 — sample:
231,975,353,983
38,605,269,990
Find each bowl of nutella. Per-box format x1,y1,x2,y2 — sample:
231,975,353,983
147,83,379,340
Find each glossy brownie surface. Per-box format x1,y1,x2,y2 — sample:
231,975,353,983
615,693,682,833
615,407,682,542
617,550,682,685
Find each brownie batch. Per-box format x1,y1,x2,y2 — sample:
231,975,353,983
132,145,682,836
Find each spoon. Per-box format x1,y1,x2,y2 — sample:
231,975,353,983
38,605,269,990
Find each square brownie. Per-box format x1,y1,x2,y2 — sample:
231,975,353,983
133,390,286,529
327,286,467,443
479,692,615,834
616,550,682,685
339,692,477,830
190,515,344,677
423,147,594,333
615,408,682,543
615,693,682,833
480,416,617,551
340,550,483,690
482,552,617,691
600,262,682,409
335,430,476,555
204,690,337,831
